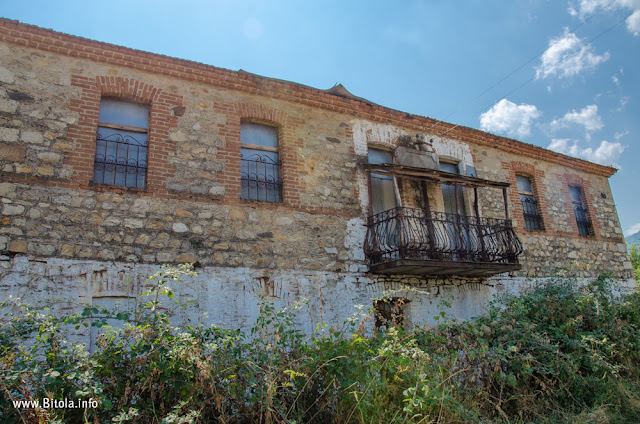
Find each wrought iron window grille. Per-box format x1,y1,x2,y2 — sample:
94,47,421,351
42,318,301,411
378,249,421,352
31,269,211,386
519,195,543,231
573,204,594,237
93,131,148,188
92,99,149,189
569,185,594,237
241,152,283,203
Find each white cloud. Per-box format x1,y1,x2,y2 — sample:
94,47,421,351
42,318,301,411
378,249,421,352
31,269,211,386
548,138,625,166
536,30,609,79
616,96,631,112
625,222,640,237
614,130,630,141
550,105,603,138
479,99,541,139
569,0,612,18
612,67,624,87
569,0,640,36
628,9,640,35
612,74,620,86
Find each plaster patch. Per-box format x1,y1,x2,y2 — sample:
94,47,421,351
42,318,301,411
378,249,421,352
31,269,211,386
344,217,367,262
350,120,407,156
431,137,474,168
0,256,530,340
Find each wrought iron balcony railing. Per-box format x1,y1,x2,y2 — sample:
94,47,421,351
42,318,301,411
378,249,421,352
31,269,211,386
364,208,523,274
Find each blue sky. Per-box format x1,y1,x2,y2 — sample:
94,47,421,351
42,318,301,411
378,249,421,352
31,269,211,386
2,0,639,235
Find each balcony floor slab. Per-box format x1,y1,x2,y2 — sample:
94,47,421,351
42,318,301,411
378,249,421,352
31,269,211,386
370,259,521,276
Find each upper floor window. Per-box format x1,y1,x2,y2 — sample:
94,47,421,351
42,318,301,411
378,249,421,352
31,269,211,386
93,98,149,188
368,148,396,214
569,185,593,236
517,175,543,231
241,122,282,202
439,161,466,216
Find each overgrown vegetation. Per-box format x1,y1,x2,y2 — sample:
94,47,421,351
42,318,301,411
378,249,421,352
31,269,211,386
1,267,639,423
630,243,640,282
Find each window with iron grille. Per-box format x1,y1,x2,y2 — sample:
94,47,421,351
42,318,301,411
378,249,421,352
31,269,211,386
93,98,149,188
569,185,593,236
241,122,282,202
516,175,543,231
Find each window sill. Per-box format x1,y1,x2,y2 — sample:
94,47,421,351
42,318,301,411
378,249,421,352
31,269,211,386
88,182,149,195
240,198,283,204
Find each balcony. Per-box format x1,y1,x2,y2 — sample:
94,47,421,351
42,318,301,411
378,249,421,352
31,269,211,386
364,208,523,276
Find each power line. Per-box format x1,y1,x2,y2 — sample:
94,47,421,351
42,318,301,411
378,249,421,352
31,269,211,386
433,6,634,139
424,0,619,136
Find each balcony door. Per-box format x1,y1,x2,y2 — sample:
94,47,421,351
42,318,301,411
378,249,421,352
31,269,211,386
439,161,470,259
368,149,397,215
439,161,466,216
367,148,399,258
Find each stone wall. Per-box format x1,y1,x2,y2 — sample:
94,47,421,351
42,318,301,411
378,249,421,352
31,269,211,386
0,182,362,271
472,147,631,278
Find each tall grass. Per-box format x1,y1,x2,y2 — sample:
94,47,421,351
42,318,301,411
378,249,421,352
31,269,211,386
1,267,639,423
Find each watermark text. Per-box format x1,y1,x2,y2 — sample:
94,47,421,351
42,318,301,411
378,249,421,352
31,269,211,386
13,398,98,409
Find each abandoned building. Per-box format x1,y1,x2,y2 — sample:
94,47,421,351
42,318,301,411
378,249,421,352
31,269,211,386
0,19,634,340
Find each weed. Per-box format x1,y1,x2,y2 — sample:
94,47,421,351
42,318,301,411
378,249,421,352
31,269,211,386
1,269,639,423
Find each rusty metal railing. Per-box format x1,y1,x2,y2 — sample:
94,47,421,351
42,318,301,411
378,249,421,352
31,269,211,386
364,207,523,266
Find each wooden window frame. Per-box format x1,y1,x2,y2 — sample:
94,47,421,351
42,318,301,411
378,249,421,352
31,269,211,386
92,98,150,189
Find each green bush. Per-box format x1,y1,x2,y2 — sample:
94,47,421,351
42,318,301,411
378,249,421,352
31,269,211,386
1,268,639,423
415,275,640,422
630,243,640,282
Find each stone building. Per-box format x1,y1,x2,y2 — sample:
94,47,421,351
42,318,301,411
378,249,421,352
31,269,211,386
0,19,633,340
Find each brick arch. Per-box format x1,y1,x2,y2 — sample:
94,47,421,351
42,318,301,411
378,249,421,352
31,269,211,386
67,75,182,190
563,173,588,187
501,160,549,232
217,101,304,204
509,161,536,177
235,102,289,127
95,76,163,104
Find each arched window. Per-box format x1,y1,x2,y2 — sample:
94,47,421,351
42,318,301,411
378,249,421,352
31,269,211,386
93,98,149,188
516,175,543,230
240,122,282,202
569,185,593,236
